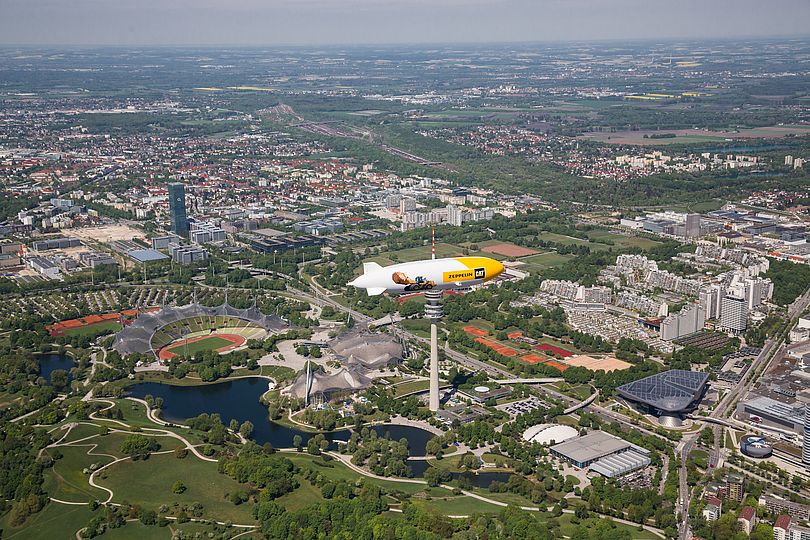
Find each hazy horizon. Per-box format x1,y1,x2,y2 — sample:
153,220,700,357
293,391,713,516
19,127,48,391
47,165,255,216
2,0,809,47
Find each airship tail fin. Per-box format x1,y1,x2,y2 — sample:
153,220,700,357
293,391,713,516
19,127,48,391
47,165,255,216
366,287,386,296
362,261,382,274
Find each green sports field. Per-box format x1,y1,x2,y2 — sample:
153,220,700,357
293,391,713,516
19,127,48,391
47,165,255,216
165,335,234,356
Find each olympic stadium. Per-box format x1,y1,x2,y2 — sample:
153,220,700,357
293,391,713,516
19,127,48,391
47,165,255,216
112,300,288,360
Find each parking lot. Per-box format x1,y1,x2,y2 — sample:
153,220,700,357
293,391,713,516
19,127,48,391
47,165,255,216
498,396,548,417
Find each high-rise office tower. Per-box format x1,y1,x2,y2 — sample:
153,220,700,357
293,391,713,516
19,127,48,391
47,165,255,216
685,214,701,237
168,183,189,238
803,405,810,467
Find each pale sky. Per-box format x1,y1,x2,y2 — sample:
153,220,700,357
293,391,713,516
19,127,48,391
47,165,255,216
0,0,808,46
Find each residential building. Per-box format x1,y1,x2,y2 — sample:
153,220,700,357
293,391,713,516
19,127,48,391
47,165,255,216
760,496,810,521
399,197,416,213
660,304,705,341
737,506,756,535
775,514,791,540
720,291,748,333
447,204,463,226
703,496,722,522
725,472,744,502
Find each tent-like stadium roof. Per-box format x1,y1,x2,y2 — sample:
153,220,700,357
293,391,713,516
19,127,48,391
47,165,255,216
330,331,403,369
616,369,708,413
112,301,287,357
287,366,372,399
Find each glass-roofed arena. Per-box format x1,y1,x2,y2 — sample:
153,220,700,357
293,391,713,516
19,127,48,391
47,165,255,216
112,300,288,360
616,369,709,427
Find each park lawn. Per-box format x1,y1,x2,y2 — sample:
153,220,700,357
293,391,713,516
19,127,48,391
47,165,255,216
275,478,324,511
0,501,95,540
97,453,257,525
286,454,454,497
558,513,660,540
393,379,431,397
555,415,581,427
386,242,465,263
425,454,465,472
585,231,662,250
61,422,107,443
364,255,395,266
63,320,123,338
166,336,233,356
414,496,501,516
43,445,114,503
64,430,134,460
400,318,431,338
104,398,182,430
480,453,515,468
472,489,537,508
539,232,592,247
551,383,594,401
520,252,573,272
0,389,24,408
258,365,296,383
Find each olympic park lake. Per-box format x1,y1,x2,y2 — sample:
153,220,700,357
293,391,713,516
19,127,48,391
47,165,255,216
127,378,434,454
127,377,513,487
38,353,75,383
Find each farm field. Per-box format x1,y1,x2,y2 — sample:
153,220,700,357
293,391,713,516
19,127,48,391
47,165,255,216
578,124,810,145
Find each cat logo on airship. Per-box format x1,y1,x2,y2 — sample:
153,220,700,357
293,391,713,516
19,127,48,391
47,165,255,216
392,271,435,291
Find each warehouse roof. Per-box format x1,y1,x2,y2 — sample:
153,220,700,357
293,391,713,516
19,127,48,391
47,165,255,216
550,431,634,464
588,449,651,478
128,249,169,263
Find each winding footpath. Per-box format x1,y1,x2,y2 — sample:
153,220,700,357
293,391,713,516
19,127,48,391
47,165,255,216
42,398,260,536
42,395,664,539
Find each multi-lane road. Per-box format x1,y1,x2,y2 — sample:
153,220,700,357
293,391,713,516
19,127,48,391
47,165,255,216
295,270,810,540
676,285,810,540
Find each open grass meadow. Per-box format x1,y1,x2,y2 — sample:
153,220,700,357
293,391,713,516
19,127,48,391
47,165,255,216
0,501,95,540
584,230,662,250
519,252,573,272
43,445,115,503
97,453,257,524
285,454,455,498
